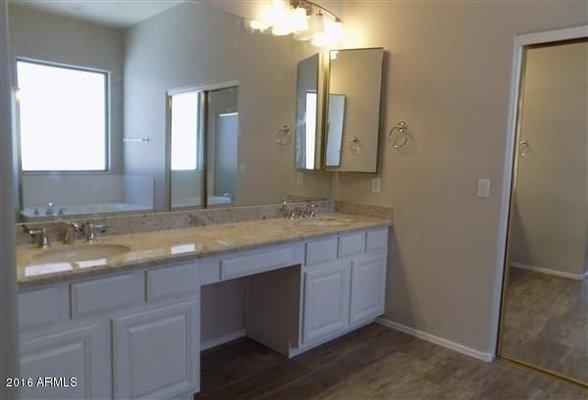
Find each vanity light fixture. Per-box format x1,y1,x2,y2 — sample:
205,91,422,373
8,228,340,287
249,0,345,48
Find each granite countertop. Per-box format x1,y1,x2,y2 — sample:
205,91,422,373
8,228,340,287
17,212,391,289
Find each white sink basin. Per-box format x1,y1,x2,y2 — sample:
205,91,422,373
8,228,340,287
33,244,131,263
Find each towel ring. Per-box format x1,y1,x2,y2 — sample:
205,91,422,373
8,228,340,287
387,121,409,149
275,125,291,146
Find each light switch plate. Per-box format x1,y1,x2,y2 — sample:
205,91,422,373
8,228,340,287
371,177,382,194
238,162,247,175
477,178,490,198
296,172,304,186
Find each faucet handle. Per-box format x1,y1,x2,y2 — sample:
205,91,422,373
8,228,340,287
63,221,81,245
83,222,107,241
26,227,50,248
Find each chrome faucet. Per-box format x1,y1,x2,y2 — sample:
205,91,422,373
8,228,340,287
63,221,82,245
284,203,316,220
26,227,50,248
83,222,107,241
46,202,55,216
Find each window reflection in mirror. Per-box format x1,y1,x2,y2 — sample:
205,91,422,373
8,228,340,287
324,94,345,167
17,60,108,171
295,54,320,170
170,90,203,209
15,59,154,221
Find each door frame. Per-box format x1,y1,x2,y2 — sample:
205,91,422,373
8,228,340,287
491,24,588,384
165,80,238,211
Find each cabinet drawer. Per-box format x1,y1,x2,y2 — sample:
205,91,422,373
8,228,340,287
19,285,69,332
366,228,388,253
306,237,338,266
338,232,366,258
147,263,199,302
220,243,303,280
71,273,143,318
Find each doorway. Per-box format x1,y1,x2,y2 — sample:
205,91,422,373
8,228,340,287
496,27,587,388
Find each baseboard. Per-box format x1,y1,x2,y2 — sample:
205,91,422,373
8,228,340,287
377,318,494,363
510,262,585,281
289,318,376,358
201,329,247,351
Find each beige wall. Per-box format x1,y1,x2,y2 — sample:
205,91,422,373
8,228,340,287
335,1,587,354
509,41,588,276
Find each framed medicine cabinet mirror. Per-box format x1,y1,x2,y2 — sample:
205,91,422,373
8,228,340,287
324,47,384,173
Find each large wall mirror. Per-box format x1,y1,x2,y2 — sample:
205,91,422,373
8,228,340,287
499,38,587,387
8,1,333,221
325,48,384,173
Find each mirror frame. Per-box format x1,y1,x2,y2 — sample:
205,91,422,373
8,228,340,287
323,47,384,174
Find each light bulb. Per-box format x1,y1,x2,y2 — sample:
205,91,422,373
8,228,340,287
323,19,344,46
250,20,270,31
266,0,293,36
291,7,309,32
311,32,326,47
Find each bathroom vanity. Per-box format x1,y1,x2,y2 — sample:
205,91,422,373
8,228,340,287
16,211,390,399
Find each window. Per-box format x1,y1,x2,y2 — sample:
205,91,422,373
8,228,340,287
170,91,199,171
16,60,108,171
304,91,317,169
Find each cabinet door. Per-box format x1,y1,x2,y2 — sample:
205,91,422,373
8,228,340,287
112,301,199,399
350,254,386,324
303,261,351,343
20,324,107,399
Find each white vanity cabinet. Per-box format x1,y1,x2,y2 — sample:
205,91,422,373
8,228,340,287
112,301,199,399
18,266,201,400
303,260,351,342
299,228,388,349
17,224,389,399
19,324,106,399
349,253,387,324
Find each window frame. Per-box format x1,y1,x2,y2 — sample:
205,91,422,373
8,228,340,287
15,57,111,174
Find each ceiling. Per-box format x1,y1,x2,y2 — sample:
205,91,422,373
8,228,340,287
9,0,186,28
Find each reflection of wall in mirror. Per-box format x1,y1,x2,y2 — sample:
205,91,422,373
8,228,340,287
123,2,331,209
8,1,333,214
295,53,319,170
325,94,346,167
509,41,588,278
328,48,383,172
207,86,238,205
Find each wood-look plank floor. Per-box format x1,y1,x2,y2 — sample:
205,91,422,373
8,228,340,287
501,268,587,383
195,323,587,400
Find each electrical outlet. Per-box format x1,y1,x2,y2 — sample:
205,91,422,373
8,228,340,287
477,178,490,198
371,177,382,194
